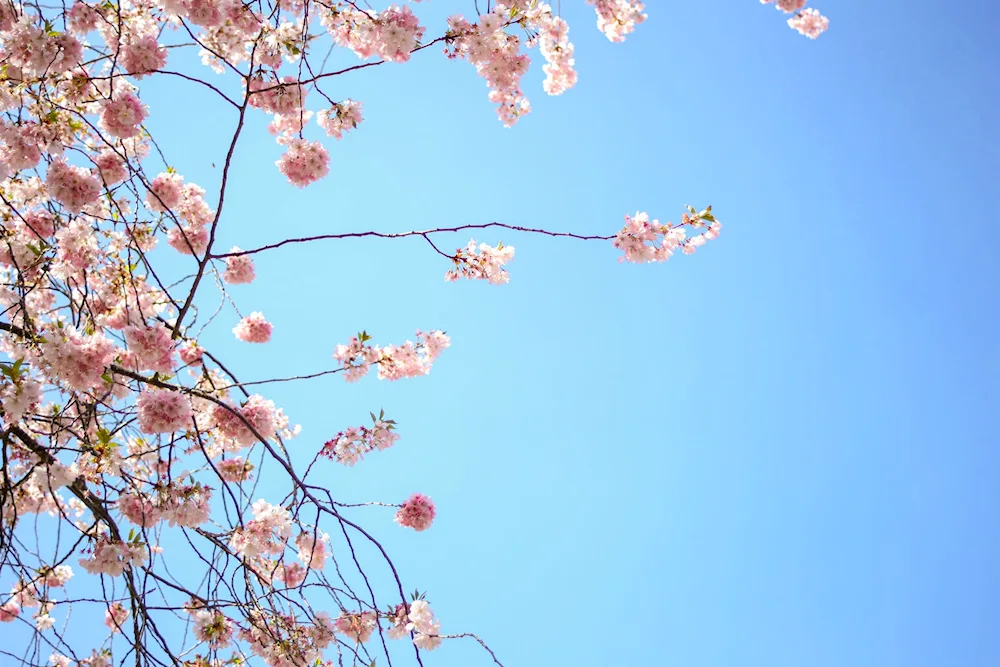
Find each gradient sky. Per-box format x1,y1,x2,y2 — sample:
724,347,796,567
13,1,1000,666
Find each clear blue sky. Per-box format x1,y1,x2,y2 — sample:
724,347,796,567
26,2,1000,666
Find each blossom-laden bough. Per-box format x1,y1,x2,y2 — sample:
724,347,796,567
0,1,820,666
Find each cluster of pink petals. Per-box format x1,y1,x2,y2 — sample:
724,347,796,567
211,394,278,446
294,531,330,570
445,239,515,284
99,92,148,139
46,159,102,213
217,456,255,482
1,375,43,422
222,247,256,284
586,0,647,42
395,493,436,532
334,330,450,382
334,611,377,644
193,609,234,649
276,138,330,188
123,323,176,374
104,602,129,633
613,208,721,263
405,599,442,650
40,325,117,391
237,610,335,667
324,4,424,63
321,419,399,466
761,0,829,38
229,499,293,559
136,388,193,433
120,34,168,78
178,341,205,366
233,311,273,343
79,535,148,577
316,100,364,140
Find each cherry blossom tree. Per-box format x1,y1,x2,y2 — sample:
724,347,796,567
0,1,828,666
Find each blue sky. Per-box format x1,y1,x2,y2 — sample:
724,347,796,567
12,1,1000,666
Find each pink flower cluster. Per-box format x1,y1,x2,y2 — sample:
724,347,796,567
445,239,515,284
104,602,129,633
193,609,234,649
40,325,117,391
123,323,176,374
233,311,273,343
294,531,329,570
320,418,399,466
79,535,148,577
324,4,425,63
229,499,292,559
395,492,436,532
237,610,335,667
316,100,364,140
99,92,148,139
586,0,647,42
145,171,215,255
46,160,102,213
334,330,450,382
612,207,721,263
217,456,254,482
387,599,441,650
334,611,377,644
275,138,330,188
222,247,256,284
761,0,829,38
136,388,193,434
211,394,278,446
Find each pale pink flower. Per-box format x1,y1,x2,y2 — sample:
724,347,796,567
99,92,148,139
276,138,330,187
788,8,829,38
395,493,436,531
233,312,273,343
223,247,256,284
104,602,129,633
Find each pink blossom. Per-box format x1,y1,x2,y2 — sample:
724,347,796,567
446,239,515,284
99,92,148,139
223,247,256,284
0,602,19,622
334,611,377,644
193,610,234,648
587,0,647,42
40,326,117,391
212,394,278,445
294,531,329,570
276,138,329,187
395,493,436,531
121,35,168,77
178,341,205,366
788,8,829,38
233,312,273,343
137,389,192,433
124,323,176,374
316,100,364,139
47,159,102,212
146,172,184,212
217,456,254,482
79,535,148,576
104,602,129,633
166,223,209,255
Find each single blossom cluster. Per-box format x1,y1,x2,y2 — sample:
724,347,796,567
613,207,722,263
761,0,829,38
320,415,399,466
395,492,436,531
445,239,515,284
79,536,149,577
334,330,450,382
233,311,273,343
